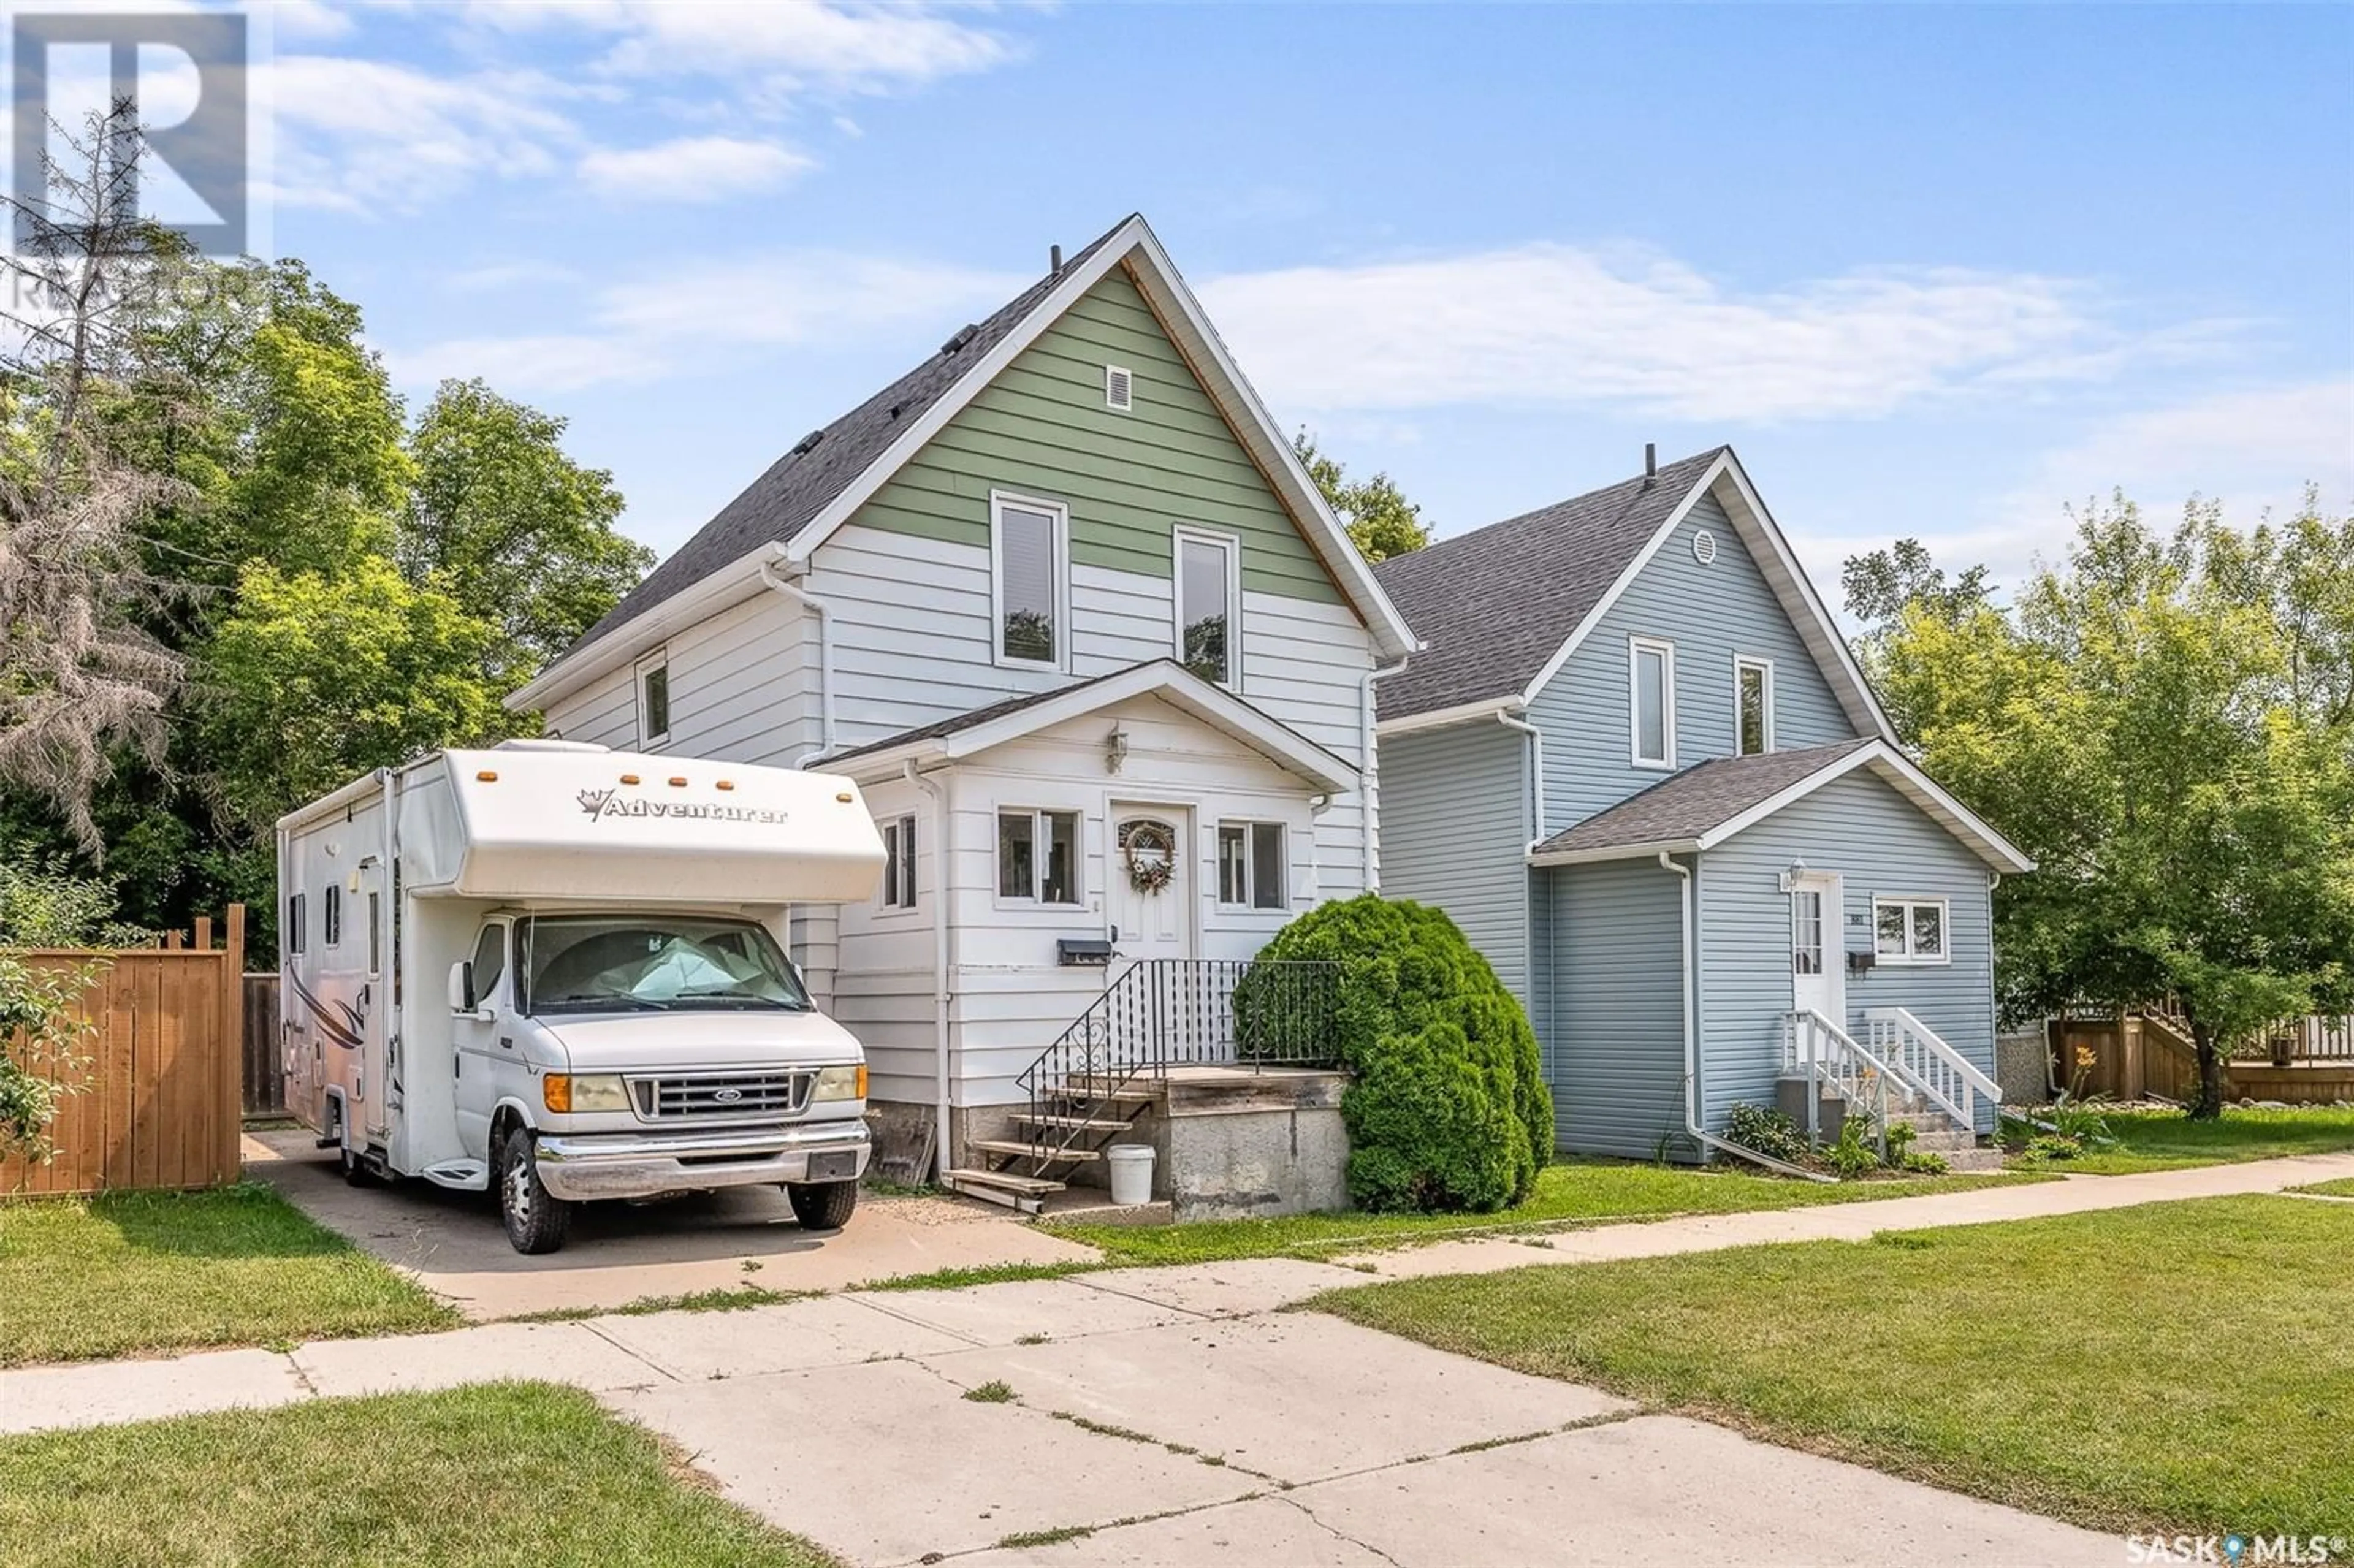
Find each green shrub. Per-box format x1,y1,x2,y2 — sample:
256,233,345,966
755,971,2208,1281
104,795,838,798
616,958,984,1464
1724,1102,1808,1164
1244,894,1550,1213
1899,1149,1951,1175
1822,1115,1881,1179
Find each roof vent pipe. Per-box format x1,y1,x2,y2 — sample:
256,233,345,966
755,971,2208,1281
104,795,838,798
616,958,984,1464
1049,244,1063,275
1645,443,1657,479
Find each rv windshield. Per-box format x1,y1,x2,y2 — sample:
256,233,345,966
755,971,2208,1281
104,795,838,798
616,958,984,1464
519,915,812,1015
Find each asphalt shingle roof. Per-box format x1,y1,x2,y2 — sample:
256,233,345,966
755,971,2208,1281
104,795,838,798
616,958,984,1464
826,661,1158,764
562,219,1133,662
1530,739,1875,858
1371,447,1726,721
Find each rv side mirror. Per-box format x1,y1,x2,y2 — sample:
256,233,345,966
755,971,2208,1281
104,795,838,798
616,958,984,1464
448,961,473,1014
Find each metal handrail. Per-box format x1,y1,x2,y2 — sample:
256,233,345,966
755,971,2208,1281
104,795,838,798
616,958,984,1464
1009,958,1339,1178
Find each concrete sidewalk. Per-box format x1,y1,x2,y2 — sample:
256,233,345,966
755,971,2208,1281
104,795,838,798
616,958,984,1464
1334,1147,2354,1278
1,1258,2116,1566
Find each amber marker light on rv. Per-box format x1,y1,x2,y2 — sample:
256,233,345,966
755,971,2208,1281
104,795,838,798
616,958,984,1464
619,774,640,785
715,780,735,790
476,771,498,782
669,776,688,786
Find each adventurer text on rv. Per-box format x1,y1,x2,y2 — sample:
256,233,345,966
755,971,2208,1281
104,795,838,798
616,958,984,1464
277,740,886,1254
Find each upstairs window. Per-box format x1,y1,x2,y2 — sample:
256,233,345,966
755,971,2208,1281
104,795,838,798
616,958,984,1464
1874,897,1949,965
1174,526,1240,686
1629,636,1677,769
1217,821,1288,910
998,808,1080,905
880,815,917,910
991,493,1066,669
637,650,671,748
1735,657,1774,756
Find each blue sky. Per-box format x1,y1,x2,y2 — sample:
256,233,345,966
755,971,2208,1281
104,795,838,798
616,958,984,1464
75,3,2354,601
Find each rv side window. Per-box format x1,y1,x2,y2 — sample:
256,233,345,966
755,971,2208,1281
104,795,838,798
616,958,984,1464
323,885,342,947
286,892,306,955
470,925,506,1008
367,892,383,977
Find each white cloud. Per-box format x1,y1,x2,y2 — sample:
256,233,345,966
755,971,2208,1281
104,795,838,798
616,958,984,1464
457,1,1017,97
387,249,1026,394
577,135,812,202
267,55,578,211
1199,244,2239,424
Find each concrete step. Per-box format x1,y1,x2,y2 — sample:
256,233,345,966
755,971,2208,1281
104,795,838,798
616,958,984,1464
1900,1131,1980,1152
1936,1147,2009,1173
970,1138,1103,1163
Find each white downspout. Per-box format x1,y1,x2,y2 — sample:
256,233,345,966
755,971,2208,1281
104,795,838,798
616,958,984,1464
760,554,837,766
1496,710,1545,850
1657,850,1830,1182
907,761,953,1181
1357,655,1409,890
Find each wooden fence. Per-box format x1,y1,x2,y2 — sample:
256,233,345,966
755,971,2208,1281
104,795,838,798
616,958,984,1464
2052,1009,2354,1106
1,908,247,1196
242,973,284,1117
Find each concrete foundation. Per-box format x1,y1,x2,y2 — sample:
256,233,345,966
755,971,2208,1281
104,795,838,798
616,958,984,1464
1775,1076,1847,1143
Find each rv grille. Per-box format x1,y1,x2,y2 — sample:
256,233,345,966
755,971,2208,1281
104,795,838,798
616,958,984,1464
627,1071,813,1120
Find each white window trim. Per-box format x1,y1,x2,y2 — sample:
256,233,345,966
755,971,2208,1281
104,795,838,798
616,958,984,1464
1170,523,1243,689
1872,896,1952,966
1734,654,1775,756
988,490,1070,672
1214,818,1289,912
878,814,918,913
1628,635,1678,771
994,805,1086,908
634,646,671,749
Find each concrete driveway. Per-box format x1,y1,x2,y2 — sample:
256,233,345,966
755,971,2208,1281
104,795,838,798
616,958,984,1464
243,1129,1095,1317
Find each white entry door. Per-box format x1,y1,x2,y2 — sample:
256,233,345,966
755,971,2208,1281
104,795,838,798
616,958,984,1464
1788,871,1846,1025
1109,807,1192,964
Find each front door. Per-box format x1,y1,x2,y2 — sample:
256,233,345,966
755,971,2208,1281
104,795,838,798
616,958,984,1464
1109,807,1192,964
1788,871,1846,1025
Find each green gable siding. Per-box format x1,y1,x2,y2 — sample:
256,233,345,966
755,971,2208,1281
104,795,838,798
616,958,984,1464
850,267,1344,606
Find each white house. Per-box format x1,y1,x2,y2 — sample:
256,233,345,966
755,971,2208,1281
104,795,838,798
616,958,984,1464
508,215,1417,1203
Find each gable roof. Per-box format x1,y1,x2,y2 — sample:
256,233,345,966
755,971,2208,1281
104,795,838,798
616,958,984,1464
1527,737,2033,873
825,658,1360,795
1371,447,1726,725
510,215,1417,712
1370,447,1894,742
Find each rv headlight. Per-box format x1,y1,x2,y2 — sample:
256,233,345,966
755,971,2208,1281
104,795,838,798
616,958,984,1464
813,1064,867,1102
544,1073,630,1114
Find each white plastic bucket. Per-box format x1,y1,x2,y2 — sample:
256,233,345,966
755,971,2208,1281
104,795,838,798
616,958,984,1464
1107,1143,1155,1205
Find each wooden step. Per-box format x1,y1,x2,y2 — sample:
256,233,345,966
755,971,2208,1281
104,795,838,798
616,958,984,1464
1013,1111,1136,1131
971,1138,1104,1163
943,1168,1065,1194
1055,1076,1163,1102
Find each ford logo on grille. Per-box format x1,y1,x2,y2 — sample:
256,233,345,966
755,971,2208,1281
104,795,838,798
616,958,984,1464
711,1087,744,1103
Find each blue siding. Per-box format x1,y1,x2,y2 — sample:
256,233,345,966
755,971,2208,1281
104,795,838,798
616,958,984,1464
1549,858,1691,1159
1528,490,1861,831
1696,768,2000,1133
1378,721,1533,1005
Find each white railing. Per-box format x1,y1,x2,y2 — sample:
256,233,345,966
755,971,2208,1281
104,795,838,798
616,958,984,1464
1861,1007,2002,1128
1781,1009,1891,1150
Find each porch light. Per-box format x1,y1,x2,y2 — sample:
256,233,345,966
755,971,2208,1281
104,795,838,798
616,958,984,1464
1105,724,1130,775
1778,858,1808,892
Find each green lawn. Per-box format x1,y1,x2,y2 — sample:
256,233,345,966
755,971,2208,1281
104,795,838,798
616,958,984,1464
2290,1176,2354,1198
1045,1159,2040,1266
0,1183,456,1366
0,1382,835,1567
2029,1104,2354,1174
1312,1195,2353,1536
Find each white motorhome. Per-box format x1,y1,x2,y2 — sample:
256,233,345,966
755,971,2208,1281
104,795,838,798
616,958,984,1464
277,739,885,1253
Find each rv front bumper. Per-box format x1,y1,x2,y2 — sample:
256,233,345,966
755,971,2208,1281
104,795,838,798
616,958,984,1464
533,1119,870,1201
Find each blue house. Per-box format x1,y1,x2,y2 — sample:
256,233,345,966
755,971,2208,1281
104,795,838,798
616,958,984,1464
1373,446,2032,1168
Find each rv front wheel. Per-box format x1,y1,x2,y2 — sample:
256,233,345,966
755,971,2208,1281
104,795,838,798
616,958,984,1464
786,1179,857,1231
498,1126,571,1254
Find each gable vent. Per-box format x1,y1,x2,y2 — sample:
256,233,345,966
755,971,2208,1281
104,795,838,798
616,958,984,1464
1691,528,1718,565
1104,363,1134,412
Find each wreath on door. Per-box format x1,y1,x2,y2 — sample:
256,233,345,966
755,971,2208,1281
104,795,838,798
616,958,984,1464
1118,819,1178,894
